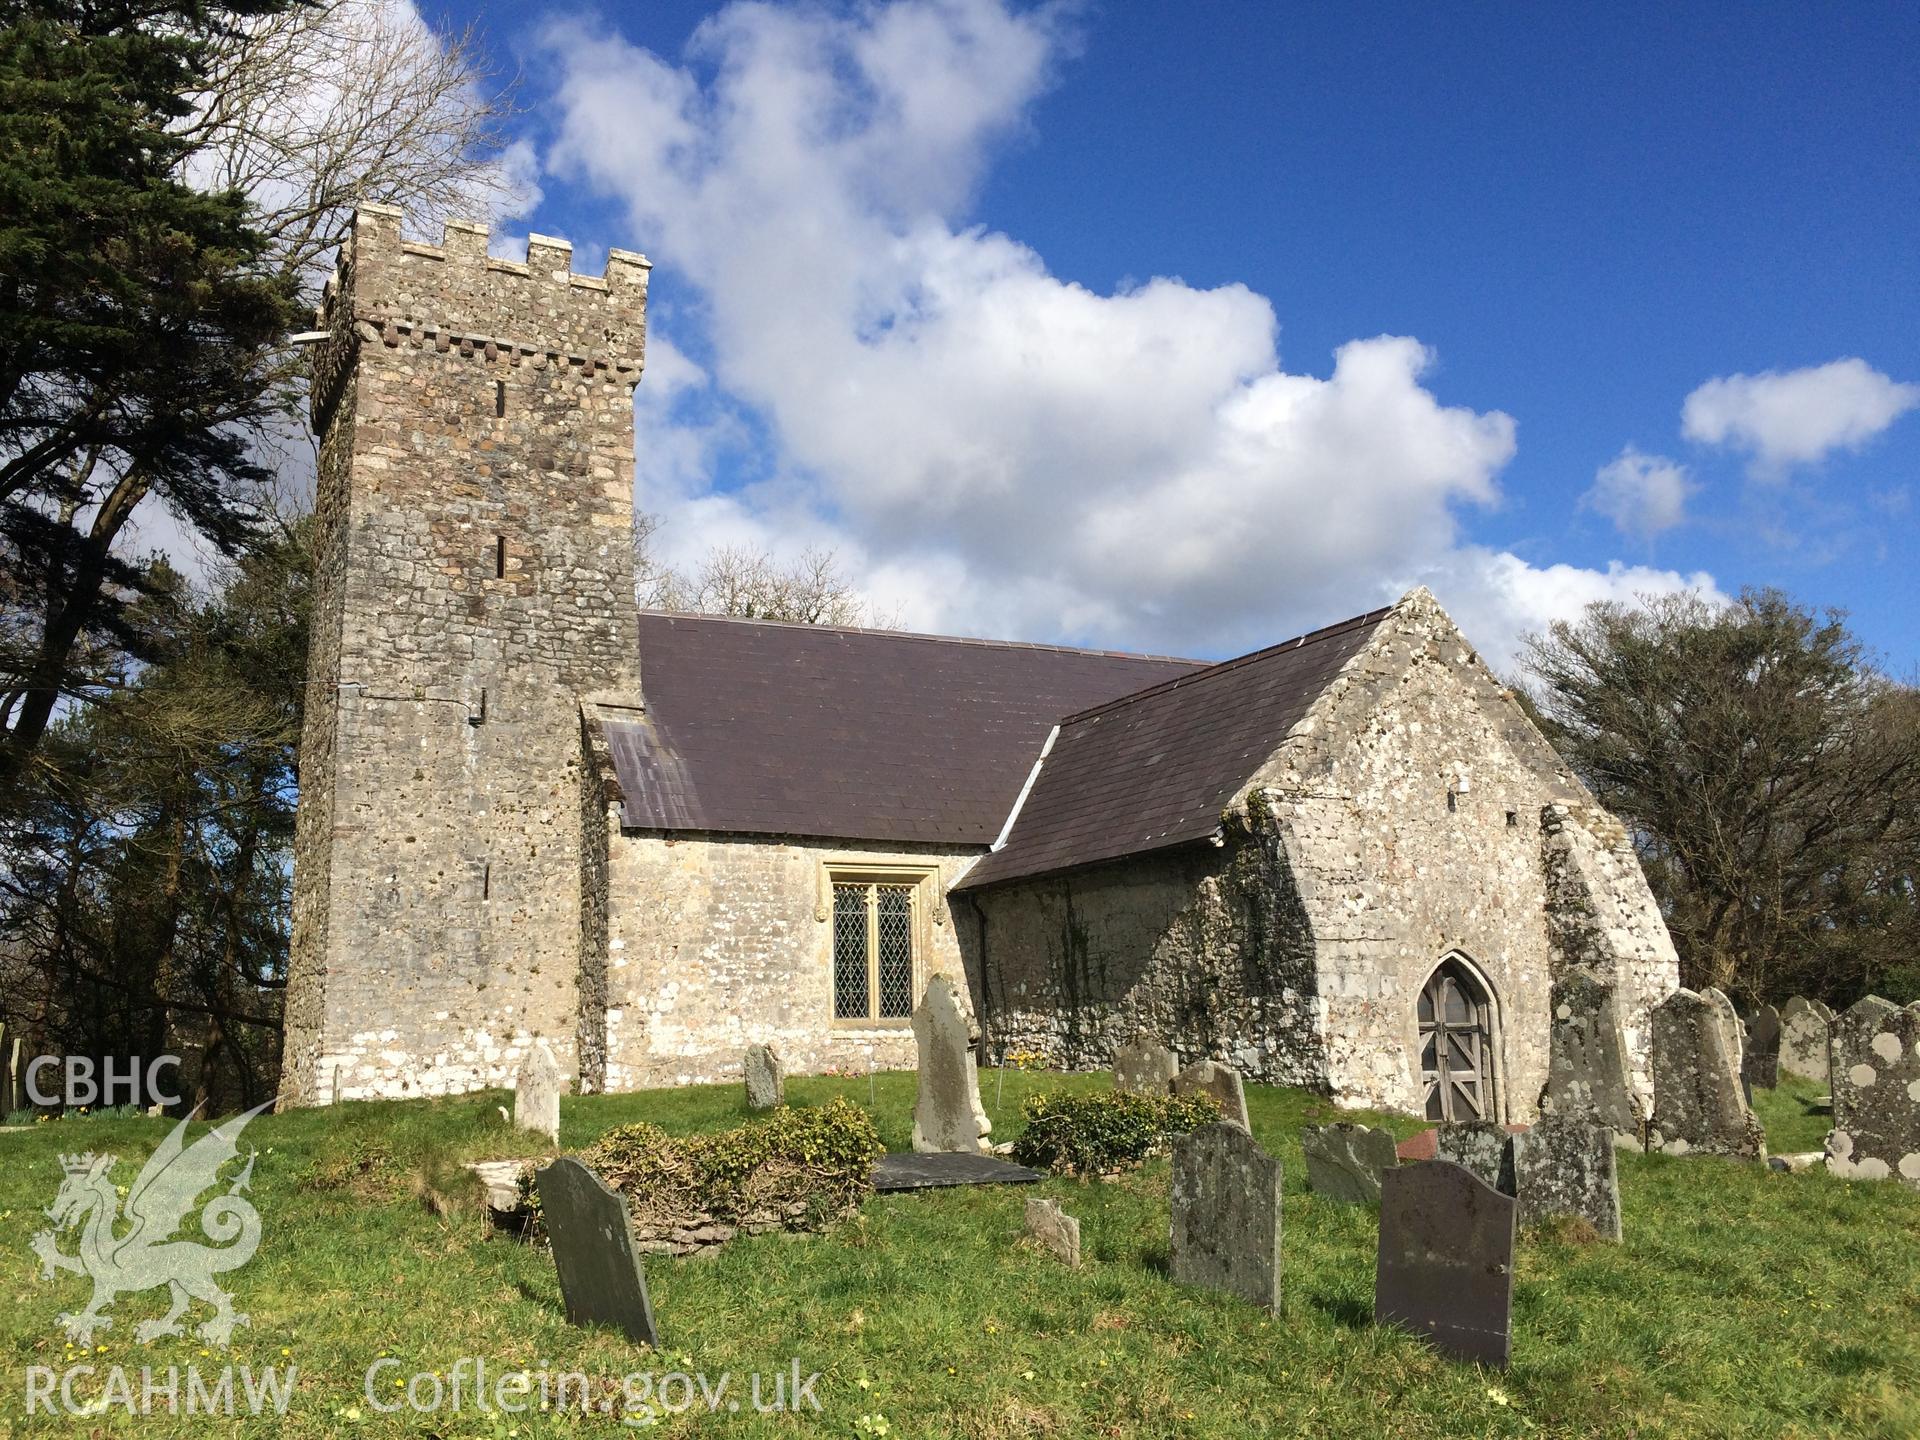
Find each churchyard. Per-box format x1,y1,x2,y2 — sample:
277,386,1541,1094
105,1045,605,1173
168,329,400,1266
3,1056,1917,1439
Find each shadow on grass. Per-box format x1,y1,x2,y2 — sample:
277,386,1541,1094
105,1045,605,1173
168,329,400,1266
1307,1291,1374,1330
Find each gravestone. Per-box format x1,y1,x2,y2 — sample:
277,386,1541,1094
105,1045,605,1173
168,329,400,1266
1826,996,1920,1186
1703,988,1746,1077
744,1044,784,1111
910,975,992,1154
1779,996,1835,1086
514,1040,563,1143
1514,1114,1620,1241
1395,1128,1439,1162
1173,1060,1249,1129
1023,1197,1081,1267
1112,1035,1178,1095
1169,1122,1282,1311
1647,988,1765,1160
3,1034,22,1115
1743,1004,1782,1092
1543,965,1647,1145
535,1157,660,1347
1375,1160,1516,1366
1436,1120,1518,1196
1302,1123,1398,1204
873,1152,1041,1191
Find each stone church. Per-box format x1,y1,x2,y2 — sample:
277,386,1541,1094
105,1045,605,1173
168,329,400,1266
282,208,1680,1123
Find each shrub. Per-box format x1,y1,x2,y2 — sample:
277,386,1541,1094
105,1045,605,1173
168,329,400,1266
1010,1089,1220,1177
520,1096,883,1239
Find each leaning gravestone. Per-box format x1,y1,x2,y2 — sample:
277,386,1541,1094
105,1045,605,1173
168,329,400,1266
1826,996,1920,1187
910,975,992,1154
1169,1122,1282,1311
1112,1035,1179,1095
1173,1060,1249,1129
1703,988,1746,1077
514,1040,563,1143
1023,1197,1081,1267
1437,1120,1518,1196
1514,1113,1620,1241
536,1157,660,1347
1544,965,1647,1145
1376,1160,1516,1366
744,1043,784,1111
1779,996,1835,1086
1301,1122,1398,1205
1647,988,1765,1160
1743,1004,1782,1092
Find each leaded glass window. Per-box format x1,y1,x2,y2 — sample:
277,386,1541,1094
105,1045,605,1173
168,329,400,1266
833,883,870,1021
831,877,920,1022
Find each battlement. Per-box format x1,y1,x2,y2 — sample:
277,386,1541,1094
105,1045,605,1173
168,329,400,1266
326,205,649,371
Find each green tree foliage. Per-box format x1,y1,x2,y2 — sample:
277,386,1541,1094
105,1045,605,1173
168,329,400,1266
0,0,299,785
0,519,310,1111
1522,588,1920,1008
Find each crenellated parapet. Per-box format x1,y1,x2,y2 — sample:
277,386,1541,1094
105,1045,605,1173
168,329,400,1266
322,204,649,369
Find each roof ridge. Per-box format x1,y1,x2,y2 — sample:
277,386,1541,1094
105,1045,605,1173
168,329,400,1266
1049,605,1395,727
636,608,1206,666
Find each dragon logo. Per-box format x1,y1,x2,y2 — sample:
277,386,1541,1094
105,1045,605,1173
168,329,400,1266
31,1101,271,1346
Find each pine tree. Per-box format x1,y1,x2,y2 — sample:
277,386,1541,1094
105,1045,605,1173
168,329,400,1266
0,0,300,786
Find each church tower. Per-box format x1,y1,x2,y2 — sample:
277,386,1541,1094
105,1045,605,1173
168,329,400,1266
282,206,648,1105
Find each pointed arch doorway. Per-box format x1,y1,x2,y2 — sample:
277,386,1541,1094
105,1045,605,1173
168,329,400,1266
1417,956,1499,1122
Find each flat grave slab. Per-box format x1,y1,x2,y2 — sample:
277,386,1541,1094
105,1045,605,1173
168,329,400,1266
873,1151,1045,1191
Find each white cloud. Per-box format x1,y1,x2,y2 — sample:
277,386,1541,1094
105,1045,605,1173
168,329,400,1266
1582,446,1694,540
543,0,1712,661
1411,549,1726,675
1681,358,1920,477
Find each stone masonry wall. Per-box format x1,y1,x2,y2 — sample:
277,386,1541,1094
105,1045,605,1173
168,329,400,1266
600,830,980,1089
953,591,1680,1119
282,207,648,1104
1539,801,1679,1105
959,809,1324,1086
1242,588,1675,1118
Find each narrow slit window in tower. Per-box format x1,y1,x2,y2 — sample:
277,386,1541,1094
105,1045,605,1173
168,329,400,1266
495,379,506,417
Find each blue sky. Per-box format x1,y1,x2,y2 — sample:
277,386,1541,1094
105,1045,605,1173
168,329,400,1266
426,1,1917,671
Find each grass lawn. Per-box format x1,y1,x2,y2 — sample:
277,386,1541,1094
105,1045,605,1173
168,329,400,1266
2,1070,1917,1439
1751,1073,1837,1156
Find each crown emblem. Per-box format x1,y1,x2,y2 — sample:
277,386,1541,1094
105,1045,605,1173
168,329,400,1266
58,1152,99,1176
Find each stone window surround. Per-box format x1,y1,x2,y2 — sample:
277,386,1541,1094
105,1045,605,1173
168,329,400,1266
822,860,941,1031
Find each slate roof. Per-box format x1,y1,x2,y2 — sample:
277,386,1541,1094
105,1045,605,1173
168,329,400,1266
604,613,1204,846
951,607,1391,891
